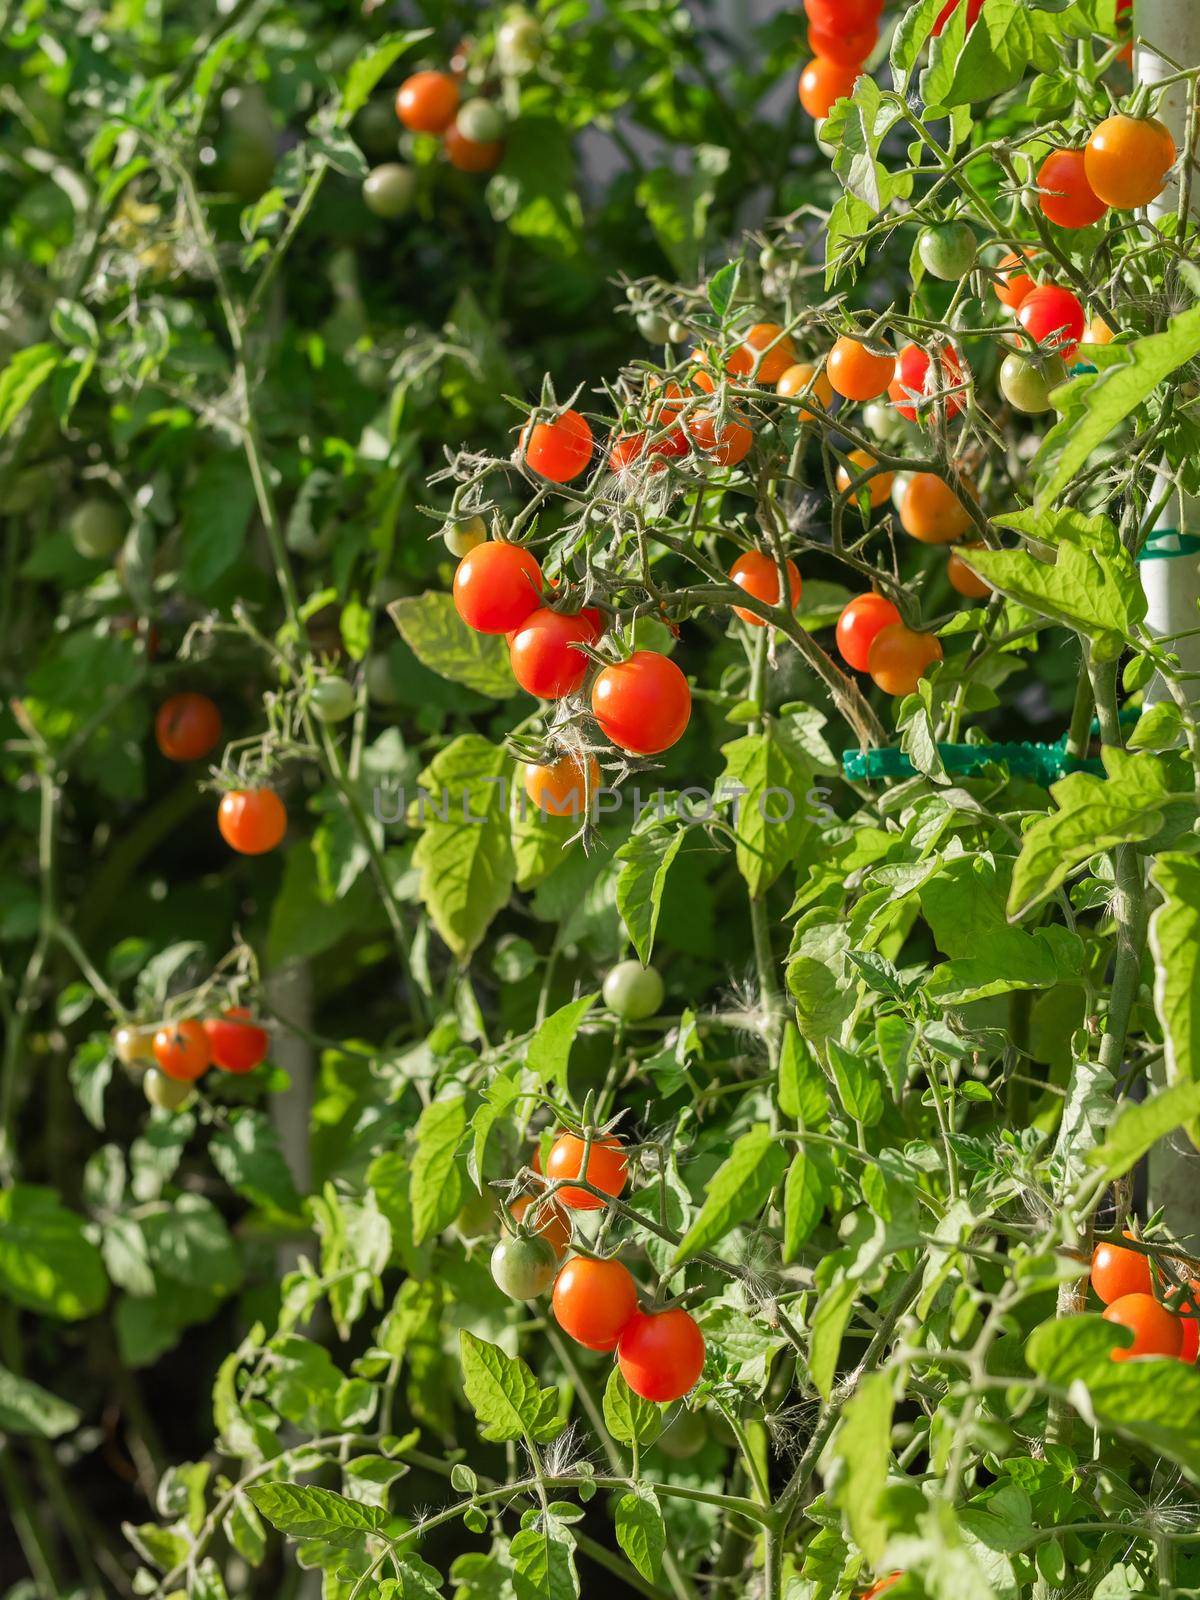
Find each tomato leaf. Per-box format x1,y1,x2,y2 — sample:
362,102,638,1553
459,1331,563,1445
602,1368,663,1448
246,1481,386,1543
0,1185,107,1320
672,1124,786,1264
526,994,599,1090
825,1370,894,1565
616,824,685,964
390,593,518,699
1150,853,1200,1149
615,1485,665,1581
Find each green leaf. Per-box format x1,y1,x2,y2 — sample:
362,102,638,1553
0,1184,107,1320
182,452,257,591
782,1148,830,1261
615,826,684,965
69,1035,112,1131
210,1111,302,1213
340,30,431,119
827,1039,884,1127
809,1273,858,1402
602,1367,663,1448
827,1370,894,1565
487,118,584,257
142,1195,241,1295
1088,1079,1200,1184
247,1481,386,1542
634,146,730,280
510,1513,579,1600
389,593,517,699
614,1485,665,1581
526,994,598,1090
718,727,815,896
1150,853,1200,1142
777,1024,830,1128
459,1330,563,1444
0,344,59,439
0,1363,81,1437
409,1095,467,1245
673,1124,786,1264
413,735,515,962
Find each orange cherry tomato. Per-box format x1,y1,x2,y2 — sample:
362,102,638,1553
617,1307,706,1402
862,1577,902,1600
155,693,222,763
544,1132,629,1211
867,623,943,696
827,337,895,402
686,410,753,466
889,342,966,422
947,547,990,599
725,322,797,386
552,1255,639,1350
520,408,593,483
1091,1233,1153,1305
729,551,802,626
152,1019,211,1083
523,752,600,817
202,1007,269,1074
777,362,835,421
688,349,719,394
837,449,894,508
993,249,1038,309
808,21,877,66
1085,115,1175,210
443,122,504,172
509,1194,572,1259
836,594,901,672
217,788,287,855
591,651,691,756
798,56,860,119
1103,1292,1184,1361
900,472,974,544
1037,148,1107,229
396,71,459,133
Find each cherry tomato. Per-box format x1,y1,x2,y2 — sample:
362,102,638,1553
1088,315,1116,346
867,624,943,696
837,449,894,508
509,608,599,699
203,1007,269,1074
456,99,506,144
591,651,691,756
947,547,990,599
827,337,895,402
726,322,797,386
1180,1313,1199,1364
808,22,877,66
617,1307,706,1402
523,752,600,817
863,1577,902,1600
777,362,834,421
805,0,883,32
113,1025,157,1066
520,408,593,483
444,514,488,557
508,1194,572,1258
1037,148,1107,229
362,163,416,219
396,71,459,133
1091,1235,1153,1305
688,348,719,394
1085,115,1175,210
889,342,966,422
932,0,984,33
608,430,687,474
1103,1292,1184,1361
153,1020,211,1083
155,693,223,762
545,1132,629,1211
491,1233,558,1301
311,677,356,724
69,498,126,559
217,788,288,855
686,409,753,466
552,1255,640,1350
603,960,664,1021
918,221,977,281
453,541,544,633
900,473,974,544
798,57,860,120
444,122,504,173
993,249,1038,309
836,594,901,672
144,1068,195,1111
999,352,1068,414
1018,283,1086,356
496,12,543,73
729,550,802,626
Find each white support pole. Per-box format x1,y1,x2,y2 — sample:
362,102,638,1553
1138,1,1200,1247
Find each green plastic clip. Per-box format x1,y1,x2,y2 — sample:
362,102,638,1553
842,740,1104,787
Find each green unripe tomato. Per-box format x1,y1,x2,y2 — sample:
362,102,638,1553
603,959,664,1021
656,1408,708,1460
667,321,688,345
999,352,1068,415
113,1025,157,1067
759,245,780,273
496,12,543,74
813,119,837,159
443,514,488,557
366,652,403,707
918,221,977,281
311,676,357,723
490,1233,557,1300
69,497,127,560
890,471,911,516
363,163,416,220
636,309,672,344
144,1069,194,1112
456,99,506,145
862,401,910,444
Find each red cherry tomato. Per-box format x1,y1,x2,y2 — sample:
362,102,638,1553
217,788,287,855
453,541,544,634
836,594,902,672
1037,148,1107,230
729,551,802,626
1180,1314,1199,1363
509,608,600,699
1091,1235,1154,1305
552,1255,640,1350
867,624,943,696
798,56,861,120
1017,284,1086,360
396,71,459,133
203,1007,269,1074
443,123,504,173
889,342,967,422
520,408,593,483
617,1307,706,1402
544,1133,629,1211
608,430,687,474
808,22,877,66
863,1577,902,1600
591,651,691,756
155,693,222,762
932,0,984,34
152,1020,211,1083
1103,1292,1184,1361
993,249,1038,309
509,1195,572,1259
686,410,753,466
805,0,883,32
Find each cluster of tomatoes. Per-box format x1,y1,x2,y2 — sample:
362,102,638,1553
394,66,505,176
1089,1233,1200,1363
490,1131,706,1405
798,0,985,121
112,1008,270,1111
153,690,289,857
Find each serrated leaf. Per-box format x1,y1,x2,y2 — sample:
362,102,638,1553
526,994,598,1090
615,827,684,964
614,1486,664,1581
247,1481,386,1542
1150,853,1200,1146
673,1124,786,1263
0,1363,81,1437
412,735,515,963
459,1331,563,1444
409,1096,467,1245
826,1370,893,1565
390,593,517,699
602,1367,662,1448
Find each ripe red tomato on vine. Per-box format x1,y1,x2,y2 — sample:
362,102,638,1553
808,22,877,67
1017,284,1085,359
1102,1292,1184,1361
396,71,459,133
725,322,797,386
551,1255,639,1350
993,249,1038,309
686,410,753,466
889,342,967,422
867,624,943,697
617,1307,706,1402
443,123,504,173
591,651,691,755
798,57,860,119
1090,1235,1153,1305
520,408,593,483
153,1020,211,1082
453,541,544,633
218,788,287,855
544,1133,629,1210
827,337,895,402
836,594,901,672
155,693,222,763
203,1008,269,1074
729,551,802,625
1037,148,1107,230
509,607,600,699
804,0,882,32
